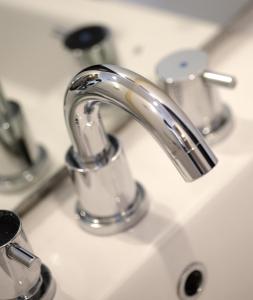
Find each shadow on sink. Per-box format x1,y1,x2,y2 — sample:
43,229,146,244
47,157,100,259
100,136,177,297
214,117,253,156
0,4,77,94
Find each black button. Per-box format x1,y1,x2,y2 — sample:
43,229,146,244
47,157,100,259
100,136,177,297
64,25,108,50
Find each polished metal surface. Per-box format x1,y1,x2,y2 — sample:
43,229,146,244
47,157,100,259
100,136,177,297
39,264,56,300
202,71,236,88
0,85,49,192
64,25,130,139
64,25,118,67
0,210,56,300
156,49,237,144
14,1,252,221
0,210,41,299
66,133,149,235
64,64,217,235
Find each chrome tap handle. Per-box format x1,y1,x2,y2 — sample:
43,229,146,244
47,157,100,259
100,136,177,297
156,49,236,144
202,71,236,88
0,210,41,299
0,210,56,300
0,83,49,192
64,25,118,66
7,243,40,268
64,64,217,235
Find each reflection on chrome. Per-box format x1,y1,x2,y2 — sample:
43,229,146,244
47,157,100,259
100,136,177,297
0,210,56,299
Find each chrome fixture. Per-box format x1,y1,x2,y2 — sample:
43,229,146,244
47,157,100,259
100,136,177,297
63,25,129,133
0,84,49,192
0,210,56,300
64,65,217,236
156,49,236,144
64,25,117,67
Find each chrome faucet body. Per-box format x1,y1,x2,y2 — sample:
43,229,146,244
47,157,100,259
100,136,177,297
156,49,237,144
64,65,217,235
0,210,56,300
0,84,49,192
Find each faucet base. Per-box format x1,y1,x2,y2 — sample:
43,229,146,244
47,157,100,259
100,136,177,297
39,264,57,300
199,104,233,145
76,182,149,236
15,264,56,300
0,145,49,193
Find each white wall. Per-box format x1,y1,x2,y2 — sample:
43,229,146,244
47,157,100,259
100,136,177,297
112,0,251,24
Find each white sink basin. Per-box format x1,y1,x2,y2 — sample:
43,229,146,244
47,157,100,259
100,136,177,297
1,0,253,299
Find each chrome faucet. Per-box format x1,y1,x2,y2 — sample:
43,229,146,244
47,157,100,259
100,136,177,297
0,84,49,192
156,49,237,144
64,65,217,236
0,210,56,300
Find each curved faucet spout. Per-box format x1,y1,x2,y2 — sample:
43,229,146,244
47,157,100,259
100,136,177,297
64,65,218,235
65,65,217,182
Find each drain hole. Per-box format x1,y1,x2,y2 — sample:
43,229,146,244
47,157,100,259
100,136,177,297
178,263,206,300
184,270,203,296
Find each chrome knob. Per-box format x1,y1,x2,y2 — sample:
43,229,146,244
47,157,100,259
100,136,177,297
7,243,40,268
63,25,129,133
156,49,237,144
0,210,41,299
0,83,49,192
64,25,118,67
0,210,56,300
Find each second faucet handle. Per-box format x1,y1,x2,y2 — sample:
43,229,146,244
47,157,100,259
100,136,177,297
202,70,236,88
0,83,49,192
7,243,41,268
0,210,56,299
156,49,237,144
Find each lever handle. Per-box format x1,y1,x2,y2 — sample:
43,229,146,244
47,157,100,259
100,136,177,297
202,71,237,88
156,49,235,144
7,243,41,268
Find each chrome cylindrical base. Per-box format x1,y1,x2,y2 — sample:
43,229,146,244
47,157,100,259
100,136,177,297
0,209,56,300
12,264,56,300
39,264,57,300
199,104,233,145
64,25,118,67
156,49,236,146
0,210,41,299
76,182,148,235
0,145,49,192
66,135,149,235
